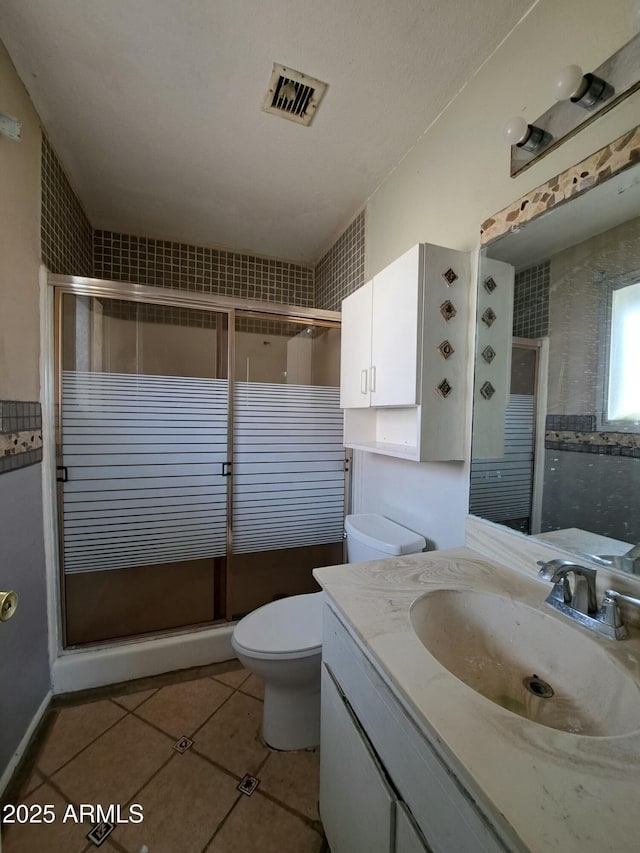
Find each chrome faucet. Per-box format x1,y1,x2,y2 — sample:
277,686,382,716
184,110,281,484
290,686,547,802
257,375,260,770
537,559,640,640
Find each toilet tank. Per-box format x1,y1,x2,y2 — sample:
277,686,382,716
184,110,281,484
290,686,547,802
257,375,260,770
344,514,426,562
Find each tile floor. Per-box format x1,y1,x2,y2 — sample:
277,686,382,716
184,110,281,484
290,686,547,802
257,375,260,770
1,662,327,853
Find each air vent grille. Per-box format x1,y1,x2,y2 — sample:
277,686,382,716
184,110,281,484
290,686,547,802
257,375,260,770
263,64,328,127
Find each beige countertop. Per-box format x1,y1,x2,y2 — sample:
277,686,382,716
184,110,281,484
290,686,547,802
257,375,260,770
314,540,640,852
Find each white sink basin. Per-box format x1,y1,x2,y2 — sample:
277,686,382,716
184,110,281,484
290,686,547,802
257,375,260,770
410,588,640,736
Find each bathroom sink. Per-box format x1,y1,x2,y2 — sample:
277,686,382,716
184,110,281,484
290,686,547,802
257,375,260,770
409,588,640,736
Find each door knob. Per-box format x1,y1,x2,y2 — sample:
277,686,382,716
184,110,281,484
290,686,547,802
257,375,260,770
0,590,18,622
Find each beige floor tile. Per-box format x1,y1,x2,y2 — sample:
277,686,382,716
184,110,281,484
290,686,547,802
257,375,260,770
240,673,264,700
0,783,88,853
259,748,320,820
36,700,126,776
213,668,249,689
135,678,232,738
115,751,239,853
112,688,158,711
52,714,173,806
14,767,45,800
205,791,323,853
195,692,268,776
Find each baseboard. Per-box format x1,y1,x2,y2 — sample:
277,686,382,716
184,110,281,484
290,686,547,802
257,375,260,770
0,690,52,799
52,624,236,694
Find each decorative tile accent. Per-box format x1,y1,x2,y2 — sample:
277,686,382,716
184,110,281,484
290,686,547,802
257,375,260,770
480,381,496,400
481,345,497,364
439,300,457,321
481,125,640,245
41,135,93,276
442,267,458,286
481,307,496,327
94,230,314,306
436,378,452,398
314,211,365,311
544,414,640,456
513,261,550,338
173,736,194,753
0,402,43,475
437,340,455,360
237,774,260,796
483,276,497,294
87,821,114,847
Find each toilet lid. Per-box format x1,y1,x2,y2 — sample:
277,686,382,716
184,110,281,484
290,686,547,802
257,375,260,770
232,592,323,659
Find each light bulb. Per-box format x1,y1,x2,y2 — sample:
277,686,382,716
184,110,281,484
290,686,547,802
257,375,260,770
502,116,530,146
552,65,587,101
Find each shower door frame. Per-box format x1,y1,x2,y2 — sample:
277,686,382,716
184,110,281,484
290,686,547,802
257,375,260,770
49,274,343,648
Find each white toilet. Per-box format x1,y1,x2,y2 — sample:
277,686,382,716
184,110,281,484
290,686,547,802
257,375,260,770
231,513,426,750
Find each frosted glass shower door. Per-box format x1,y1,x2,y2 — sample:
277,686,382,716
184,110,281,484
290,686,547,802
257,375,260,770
57,294,230,645
231,314,346,617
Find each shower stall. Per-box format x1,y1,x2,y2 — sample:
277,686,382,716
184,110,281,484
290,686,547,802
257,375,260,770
50,276,345,649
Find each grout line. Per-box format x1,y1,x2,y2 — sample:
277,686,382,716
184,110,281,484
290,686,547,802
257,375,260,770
34,707,128,782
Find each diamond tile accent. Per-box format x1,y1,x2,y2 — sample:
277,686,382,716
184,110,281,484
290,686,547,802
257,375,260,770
442,267,458,286
173,736,194,753
481,307,497,327
480,381,496,400
483,276,497,294
439,300,457,322
237,774,260,796
481,345,497,364
437,340,455,360
87,820,115,847
436,379,452,398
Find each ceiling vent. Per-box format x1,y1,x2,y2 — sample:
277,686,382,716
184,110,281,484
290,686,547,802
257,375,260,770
262,63,328,127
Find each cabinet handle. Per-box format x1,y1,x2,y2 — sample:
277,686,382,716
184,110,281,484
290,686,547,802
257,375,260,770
360,369,368,394
369,366,376,393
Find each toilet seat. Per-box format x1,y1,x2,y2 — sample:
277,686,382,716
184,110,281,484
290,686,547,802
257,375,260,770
232,592,323,661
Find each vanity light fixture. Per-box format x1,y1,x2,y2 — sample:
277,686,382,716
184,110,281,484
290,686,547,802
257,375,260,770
552,64,612,110
502,116,547,152
506,28,640,177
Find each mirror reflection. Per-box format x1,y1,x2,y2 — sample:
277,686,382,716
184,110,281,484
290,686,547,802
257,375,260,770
471,160,640,576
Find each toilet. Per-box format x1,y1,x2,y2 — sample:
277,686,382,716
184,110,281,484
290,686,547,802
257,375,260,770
231,513,426,750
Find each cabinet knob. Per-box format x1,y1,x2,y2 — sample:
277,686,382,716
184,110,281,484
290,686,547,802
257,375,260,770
0,591,18,622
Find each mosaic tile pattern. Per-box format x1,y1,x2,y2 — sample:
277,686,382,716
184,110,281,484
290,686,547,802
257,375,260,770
94,231,314,306
314,211,365,311
544,418,640,456
0,401,43,475
481,126,640,245
41,135,93,277
513,261,549,338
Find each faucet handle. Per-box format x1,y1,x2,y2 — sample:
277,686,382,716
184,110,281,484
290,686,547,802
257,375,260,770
604,589,640,609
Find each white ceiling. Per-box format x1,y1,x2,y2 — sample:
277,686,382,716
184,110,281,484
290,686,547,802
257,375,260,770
1,0,537,262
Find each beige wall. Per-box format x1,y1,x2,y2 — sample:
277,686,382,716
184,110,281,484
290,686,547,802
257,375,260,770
366,0,640,274
0,39,41,400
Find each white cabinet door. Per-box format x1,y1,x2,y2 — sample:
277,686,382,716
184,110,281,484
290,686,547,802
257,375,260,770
320,664,394,853
396,802,432,853
370,244,420,407
340,280,373,409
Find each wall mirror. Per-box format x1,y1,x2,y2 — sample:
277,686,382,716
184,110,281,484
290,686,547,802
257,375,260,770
470,157,640,576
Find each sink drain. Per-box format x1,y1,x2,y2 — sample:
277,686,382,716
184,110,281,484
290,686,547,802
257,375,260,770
523,674,554,699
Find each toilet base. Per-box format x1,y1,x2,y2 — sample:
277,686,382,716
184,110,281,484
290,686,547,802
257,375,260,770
262,682,320,750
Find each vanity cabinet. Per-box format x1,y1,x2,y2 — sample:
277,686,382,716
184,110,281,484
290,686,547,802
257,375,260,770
320,602,508,853
339,242,470,461
320,664,431,853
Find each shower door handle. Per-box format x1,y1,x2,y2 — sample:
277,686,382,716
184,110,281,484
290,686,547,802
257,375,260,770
221,462,232,477
56,466,68,482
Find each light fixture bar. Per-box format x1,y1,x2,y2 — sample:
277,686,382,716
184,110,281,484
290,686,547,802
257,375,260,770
509,32,640,177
